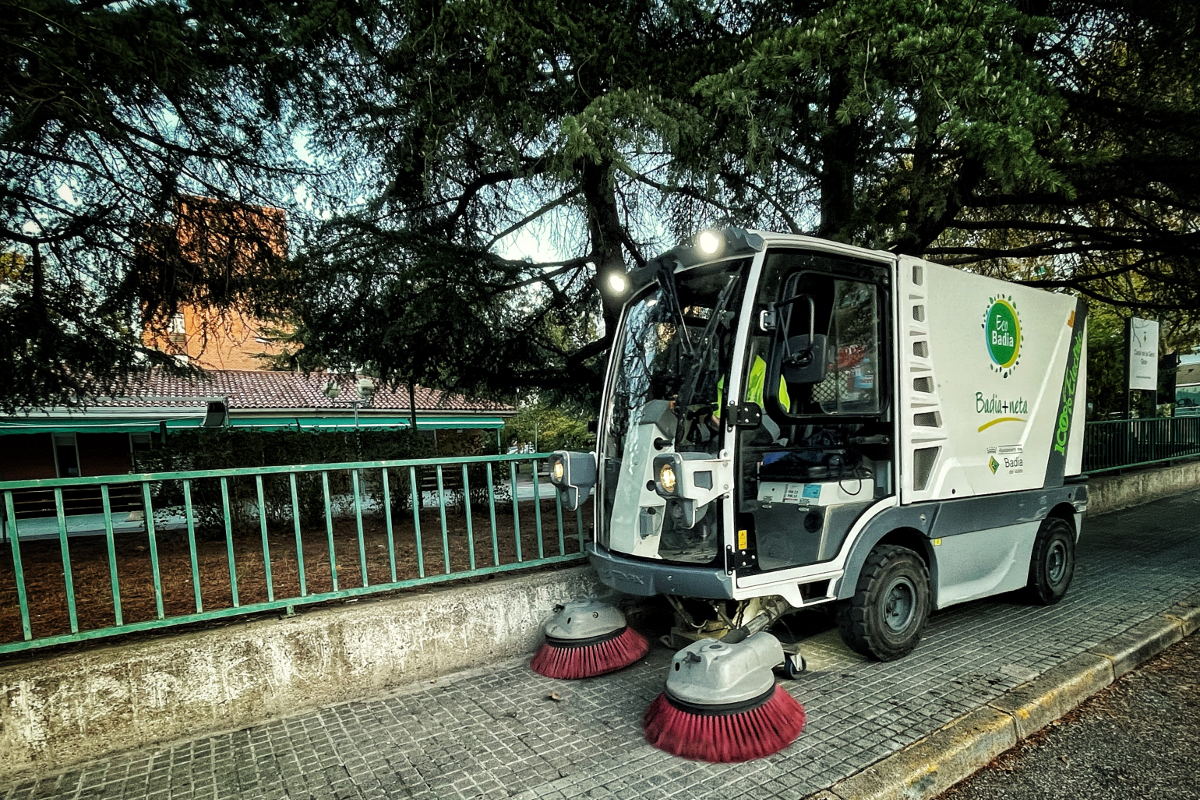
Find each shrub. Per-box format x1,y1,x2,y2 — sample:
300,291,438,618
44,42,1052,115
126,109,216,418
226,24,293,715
133,427,511,532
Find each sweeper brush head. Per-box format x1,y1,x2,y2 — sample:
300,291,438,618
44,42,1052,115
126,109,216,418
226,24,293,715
642,684,805,763
642,632,805,762
530,599,649,679
530,625,650,679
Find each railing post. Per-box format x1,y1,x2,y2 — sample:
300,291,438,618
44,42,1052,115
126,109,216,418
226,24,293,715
322,471,338,592
289,473,307,597
4,491,32,641
255,475,275,603
409,466,425,579
54,488,79,633
381,468,397,583
486,462,499,567
462,464,476,571
220,477,240,607
436,465,451,574
101,484,123,627
352,469,368,588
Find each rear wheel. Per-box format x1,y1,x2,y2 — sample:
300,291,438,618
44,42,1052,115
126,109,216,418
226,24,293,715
837,544,931,661
1025,517,1075,605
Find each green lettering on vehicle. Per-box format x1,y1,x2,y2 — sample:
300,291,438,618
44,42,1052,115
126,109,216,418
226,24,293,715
1054,333,1084,456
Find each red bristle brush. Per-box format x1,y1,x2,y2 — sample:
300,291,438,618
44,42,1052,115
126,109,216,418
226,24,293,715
531,625,650,679
530,599,650,679
643,684,805,762
642,632,805,762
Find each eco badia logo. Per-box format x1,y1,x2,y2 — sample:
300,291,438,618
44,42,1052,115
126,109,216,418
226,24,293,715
982,296,1022,378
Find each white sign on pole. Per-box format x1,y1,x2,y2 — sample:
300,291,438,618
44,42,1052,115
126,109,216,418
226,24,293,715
1128,317,1159,391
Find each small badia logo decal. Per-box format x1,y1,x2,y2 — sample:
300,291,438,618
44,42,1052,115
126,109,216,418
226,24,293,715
983,296,1022,377
989,456,1000,474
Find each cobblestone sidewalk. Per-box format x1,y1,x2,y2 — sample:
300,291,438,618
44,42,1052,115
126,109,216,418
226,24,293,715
5,493,1200,800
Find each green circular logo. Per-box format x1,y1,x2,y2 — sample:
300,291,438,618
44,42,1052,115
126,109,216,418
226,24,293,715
985,298,1020,370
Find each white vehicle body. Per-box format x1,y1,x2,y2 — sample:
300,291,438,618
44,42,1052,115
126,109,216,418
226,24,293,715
557,231,1087,629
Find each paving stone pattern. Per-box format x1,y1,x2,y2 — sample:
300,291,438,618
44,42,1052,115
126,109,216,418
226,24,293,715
5,493,1200,800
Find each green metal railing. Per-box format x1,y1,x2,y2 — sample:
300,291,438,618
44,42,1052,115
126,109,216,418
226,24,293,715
1082,416,1200,474
0,453,587,654
4,418,1194,656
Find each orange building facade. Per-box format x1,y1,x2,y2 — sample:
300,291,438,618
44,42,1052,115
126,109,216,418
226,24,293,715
141,197,292,369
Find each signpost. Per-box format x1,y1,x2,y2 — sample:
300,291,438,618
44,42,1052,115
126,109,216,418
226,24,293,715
1125,317,1160,418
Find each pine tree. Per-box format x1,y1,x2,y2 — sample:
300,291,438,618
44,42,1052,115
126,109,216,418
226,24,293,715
0,0,353,411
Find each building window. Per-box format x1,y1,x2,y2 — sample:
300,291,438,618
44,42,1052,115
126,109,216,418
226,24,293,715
53,433,81,478
130,433,153,471
168,312,187,347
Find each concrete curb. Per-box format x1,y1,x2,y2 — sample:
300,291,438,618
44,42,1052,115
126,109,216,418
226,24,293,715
827,708,1017,800
1087,614,1183,678
1164,597,1200,637
821,602,1195,800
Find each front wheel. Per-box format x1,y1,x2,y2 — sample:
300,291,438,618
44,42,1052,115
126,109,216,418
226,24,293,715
837,544,931,661
1025,517,1075,605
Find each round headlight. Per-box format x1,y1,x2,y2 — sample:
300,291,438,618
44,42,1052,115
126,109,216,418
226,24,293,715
658,462,677,494
697,230,723,256
551,458,565,483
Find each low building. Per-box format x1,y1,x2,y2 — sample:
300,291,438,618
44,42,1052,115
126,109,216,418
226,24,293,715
1175,362,1200,416
0,369,511,483
0,370,512,537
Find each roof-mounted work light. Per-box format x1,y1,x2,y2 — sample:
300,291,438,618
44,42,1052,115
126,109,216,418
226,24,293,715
696,230,724,257
606,271,629,295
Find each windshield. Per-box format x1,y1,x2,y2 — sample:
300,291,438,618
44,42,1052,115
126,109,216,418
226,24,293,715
602,260,746,461
597,259,747,559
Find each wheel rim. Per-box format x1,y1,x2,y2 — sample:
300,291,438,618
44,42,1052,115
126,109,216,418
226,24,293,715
883,576,917,632
1046,539,1067,584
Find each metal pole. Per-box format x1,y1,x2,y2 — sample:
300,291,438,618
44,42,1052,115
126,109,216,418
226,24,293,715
1124,317,1132,420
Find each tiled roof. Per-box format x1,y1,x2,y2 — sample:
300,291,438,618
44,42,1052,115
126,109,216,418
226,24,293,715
100,369,512,414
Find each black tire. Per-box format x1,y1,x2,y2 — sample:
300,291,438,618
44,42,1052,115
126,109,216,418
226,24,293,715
837,544,931,661
1025,517,1075,605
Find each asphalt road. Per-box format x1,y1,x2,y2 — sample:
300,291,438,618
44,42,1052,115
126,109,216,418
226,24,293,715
939,631,1200,800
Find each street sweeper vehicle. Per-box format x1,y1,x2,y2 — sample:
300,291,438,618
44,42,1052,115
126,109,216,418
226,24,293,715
538,228,1089,762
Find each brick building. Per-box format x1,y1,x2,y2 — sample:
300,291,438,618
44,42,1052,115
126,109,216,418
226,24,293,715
1,199,513,487
140,197,293,370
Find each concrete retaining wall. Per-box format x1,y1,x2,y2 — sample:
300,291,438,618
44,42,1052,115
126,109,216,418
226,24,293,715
2,460,1198,783
0,567,606,783
1085,459,1200,517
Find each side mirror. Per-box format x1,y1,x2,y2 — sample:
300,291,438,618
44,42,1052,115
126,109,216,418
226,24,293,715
781,334,829,384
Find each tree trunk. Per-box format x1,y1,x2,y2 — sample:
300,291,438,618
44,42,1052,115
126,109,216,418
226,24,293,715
818,70,861,243
580,155,628,332
407,382,418,431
